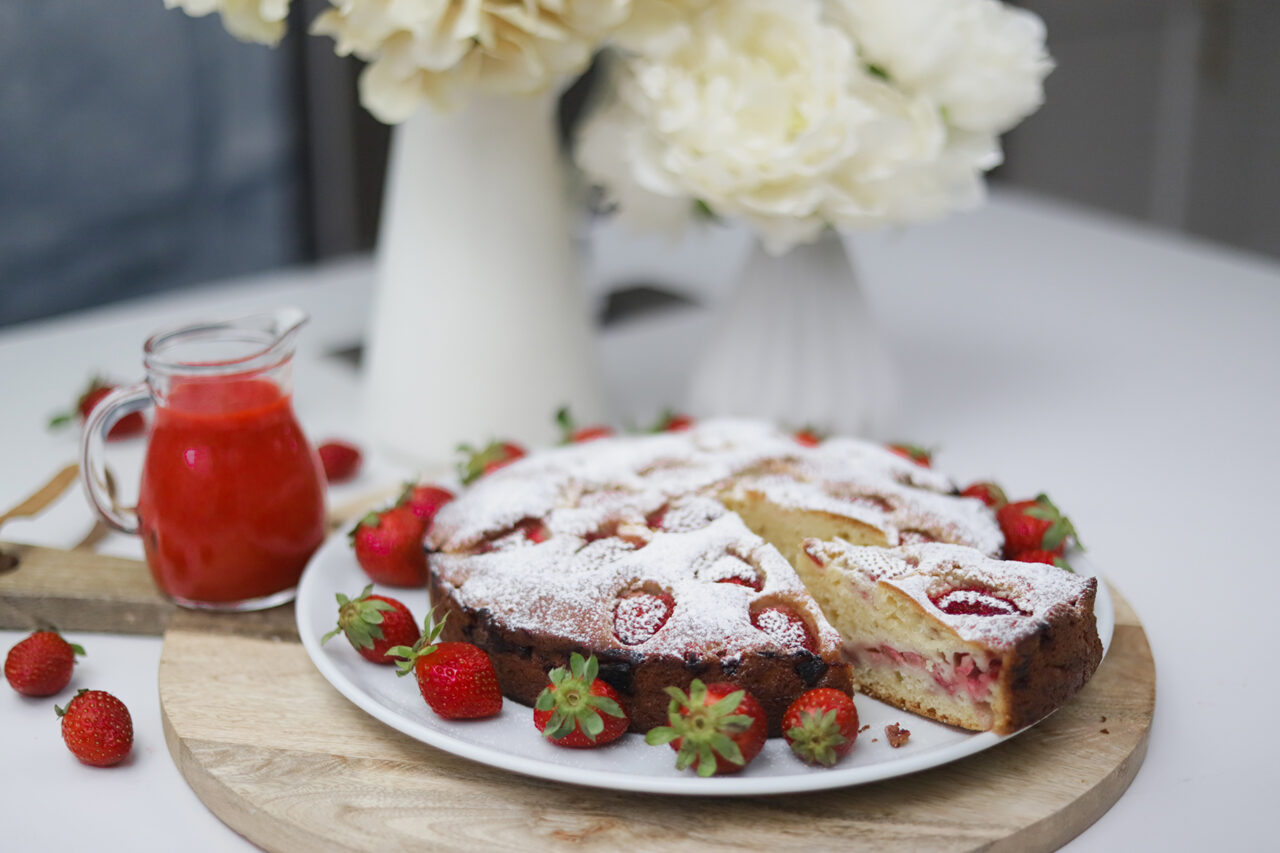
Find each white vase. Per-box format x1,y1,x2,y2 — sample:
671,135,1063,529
685,231,898,437
364,93,605,466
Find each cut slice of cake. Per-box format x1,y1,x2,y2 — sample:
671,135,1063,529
797,540,1102,733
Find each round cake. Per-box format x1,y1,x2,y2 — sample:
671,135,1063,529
424,420,1091,735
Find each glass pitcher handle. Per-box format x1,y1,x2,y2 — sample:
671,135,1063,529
79,382,151,535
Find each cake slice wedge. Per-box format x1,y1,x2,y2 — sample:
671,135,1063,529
798,540,1102,733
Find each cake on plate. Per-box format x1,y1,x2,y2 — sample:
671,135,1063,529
426,420,1100,735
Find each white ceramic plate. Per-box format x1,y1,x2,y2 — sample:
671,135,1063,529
296,531,1113,796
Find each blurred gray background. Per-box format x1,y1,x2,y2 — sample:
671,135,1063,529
0,0,1276,328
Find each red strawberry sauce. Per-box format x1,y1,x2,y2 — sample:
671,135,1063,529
136,377,326,605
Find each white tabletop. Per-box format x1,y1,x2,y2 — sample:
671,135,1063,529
2,189,1278,850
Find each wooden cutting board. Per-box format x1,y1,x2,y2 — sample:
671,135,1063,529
156,585,1155,853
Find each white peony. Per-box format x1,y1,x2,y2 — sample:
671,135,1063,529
164,0,291,46
829,0,1053,134
311,0,636,123
575,0,1050,252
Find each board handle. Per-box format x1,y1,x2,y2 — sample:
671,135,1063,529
79,383,150,535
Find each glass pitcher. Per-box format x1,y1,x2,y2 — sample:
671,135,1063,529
80,308,327,611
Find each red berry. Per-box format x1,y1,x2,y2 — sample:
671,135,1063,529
57,689,133,767
887,443,932,467
645,680,768,776
612,591,674,645
321,585,420,664
931,587,1027,617
793,428,824,447
402,484,455,529
517,518,550,544
996,493,1081,556
555,407,615,444
458,441,526,485
750,605,817,653
961,481,1008,509
650,411,694,433
317,440,363,483
48,378,146,441
533,653,629,748
1011,549,1073,572
5,631,84,696
393,613,502,720
350,505,428,587
783,688,859,766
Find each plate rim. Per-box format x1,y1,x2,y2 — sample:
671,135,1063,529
296,531,1113,796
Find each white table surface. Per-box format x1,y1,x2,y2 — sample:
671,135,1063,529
2,188,1278,850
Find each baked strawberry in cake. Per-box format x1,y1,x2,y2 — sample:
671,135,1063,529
797,540,1101,733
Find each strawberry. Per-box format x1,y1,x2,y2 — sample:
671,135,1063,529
48,377,145,441
612,591,674,645
650,410,694,433
887,443,932,467
750,605,817,653
555,406,615,444
533,653,629,748
317,440,363,483
5,631,84,696
645,679,767,777
1011,549,1073,572
349,505,428,587
997,493,1082,556
961,481,1008,509
457,440,526,485
390,612,502,719
56,689,133,767
401,483,455,529
931,587,1027,617
793,426,825,447
321,585,420,664
782,688,859,766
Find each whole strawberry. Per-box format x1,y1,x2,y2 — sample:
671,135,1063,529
321,585,420,664
782,688,859,767
57,689,133,767
534,653,629,748
650,411,694,433
402,483,455,530
5,631,84,697
390,612,502,719
48,377,145,441
1011,549,1073,572
555,407,615,444
645,679,767,777
457,440,527,485
887,443,933,467
317,440,363,484
793,426,825,447
961,481,1008,509
997,493,1082,556
350,505,428,587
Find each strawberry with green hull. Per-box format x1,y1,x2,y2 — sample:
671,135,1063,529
350,505,428,587
650,410,694,433
49,377,145,441
997,493,1082,557
783,688,859,766
792,426,826,447
391,612,502,720
57,689,133,767
5,631,85,696
961,481,1008,509
645,679,768,777
1012,549,1073,572
321,585,420,664
534,653,629,748
887,443,933,467
555,407,615,444
457,440,527,485
402,483,454,529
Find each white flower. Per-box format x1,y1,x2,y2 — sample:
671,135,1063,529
311,0,635,123
576,0,1049,252
164,0,291,46
829,0,1053,134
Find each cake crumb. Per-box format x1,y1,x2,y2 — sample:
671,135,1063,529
1100,728,1110,735
858,725,870,734
1100,715,1107,723
885,723,911,748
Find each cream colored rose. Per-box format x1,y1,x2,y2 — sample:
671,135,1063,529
164,0,290,46
830,0,1053,134
312,0,635,123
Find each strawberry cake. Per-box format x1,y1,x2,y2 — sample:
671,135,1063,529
426,420,1100,735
